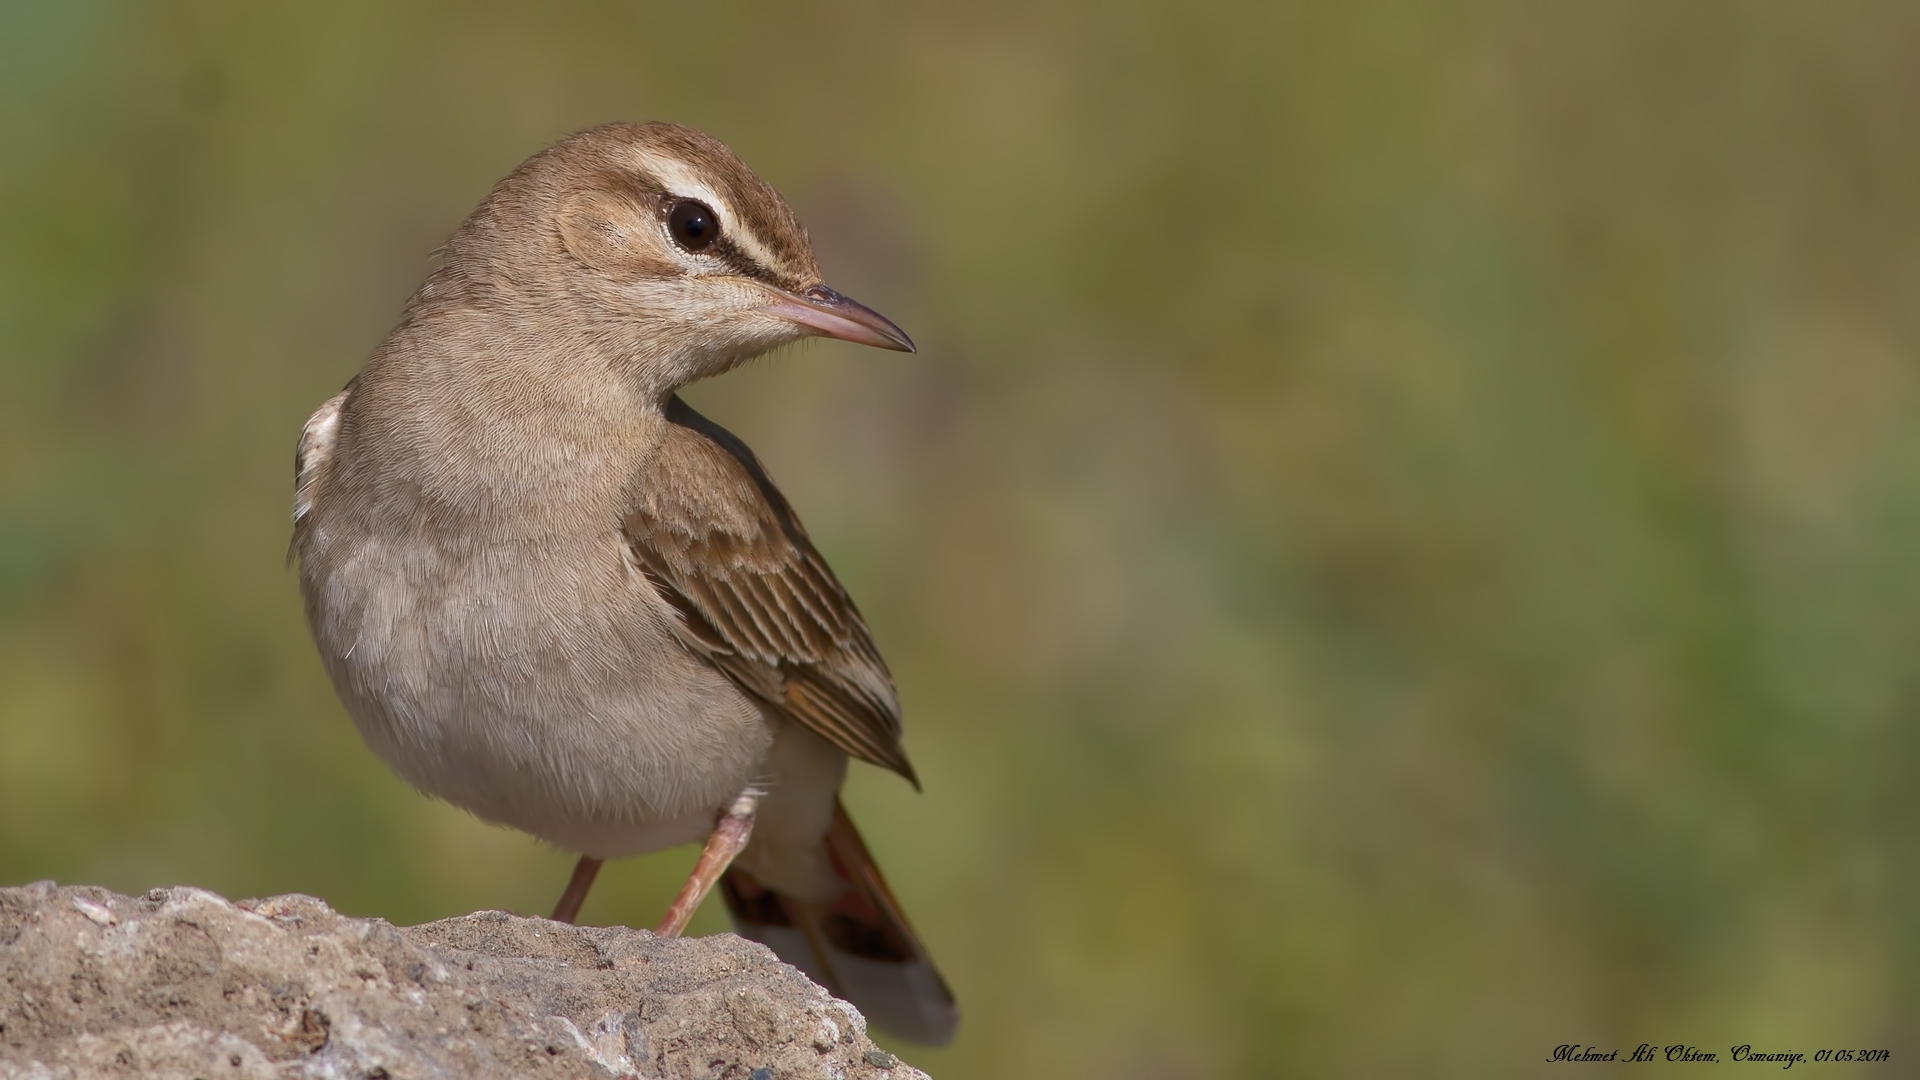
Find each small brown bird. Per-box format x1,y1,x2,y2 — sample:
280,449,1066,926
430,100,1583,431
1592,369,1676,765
290,122,955,1044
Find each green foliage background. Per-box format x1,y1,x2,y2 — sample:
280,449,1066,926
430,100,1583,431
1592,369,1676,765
4,2,1918,1075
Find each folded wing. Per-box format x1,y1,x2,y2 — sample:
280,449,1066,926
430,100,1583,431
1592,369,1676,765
622,395,917,784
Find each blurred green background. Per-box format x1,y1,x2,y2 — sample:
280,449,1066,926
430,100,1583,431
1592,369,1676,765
4,1,1919,1075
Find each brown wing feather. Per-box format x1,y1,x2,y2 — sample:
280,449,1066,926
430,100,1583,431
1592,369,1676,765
624,396,917,785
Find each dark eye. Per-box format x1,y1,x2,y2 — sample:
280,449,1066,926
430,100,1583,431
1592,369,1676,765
667,198,720,252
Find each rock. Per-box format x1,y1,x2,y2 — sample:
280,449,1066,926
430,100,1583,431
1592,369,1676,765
0,882,928,1080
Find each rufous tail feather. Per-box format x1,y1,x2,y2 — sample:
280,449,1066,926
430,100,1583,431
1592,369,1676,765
720,797,957,1045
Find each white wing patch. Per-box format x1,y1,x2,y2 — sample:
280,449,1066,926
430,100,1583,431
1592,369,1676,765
293,389,349,525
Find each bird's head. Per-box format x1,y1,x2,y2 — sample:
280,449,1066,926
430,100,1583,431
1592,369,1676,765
428,121,912,397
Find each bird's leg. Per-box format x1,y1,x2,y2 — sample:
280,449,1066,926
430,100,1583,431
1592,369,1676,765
655,789,761,937
550,855,603,924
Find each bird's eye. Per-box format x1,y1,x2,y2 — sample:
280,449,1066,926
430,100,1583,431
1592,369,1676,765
667,199,720,252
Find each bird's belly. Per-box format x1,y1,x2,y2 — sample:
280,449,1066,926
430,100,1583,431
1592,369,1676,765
301,531,772,858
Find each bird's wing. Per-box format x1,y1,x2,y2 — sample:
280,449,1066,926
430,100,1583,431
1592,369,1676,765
623,395,916,784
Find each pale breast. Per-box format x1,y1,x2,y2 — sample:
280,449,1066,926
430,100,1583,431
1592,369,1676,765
292,388,773,857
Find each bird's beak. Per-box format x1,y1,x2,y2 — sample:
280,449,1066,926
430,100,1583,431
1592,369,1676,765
758,285,915,353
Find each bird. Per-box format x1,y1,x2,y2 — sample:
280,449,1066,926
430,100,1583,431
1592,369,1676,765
289,121,956,1045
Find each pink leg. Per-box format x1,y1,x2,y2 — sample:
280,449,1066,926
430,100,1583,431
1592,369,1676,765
551,855,603,924
655,790,761,937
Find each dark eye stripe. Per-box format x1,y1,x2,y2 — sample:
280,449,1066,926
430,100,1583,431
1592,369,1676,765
709,237,792,286
653,193,782,283
594,175,803,289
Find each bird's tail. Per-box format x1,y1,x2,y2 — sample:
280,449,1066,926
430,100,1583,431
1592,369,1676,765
720,797,958,1045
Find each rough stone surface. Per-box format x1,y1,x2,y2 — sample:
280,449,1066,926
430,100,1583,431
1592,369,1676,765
0,882,927,1080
